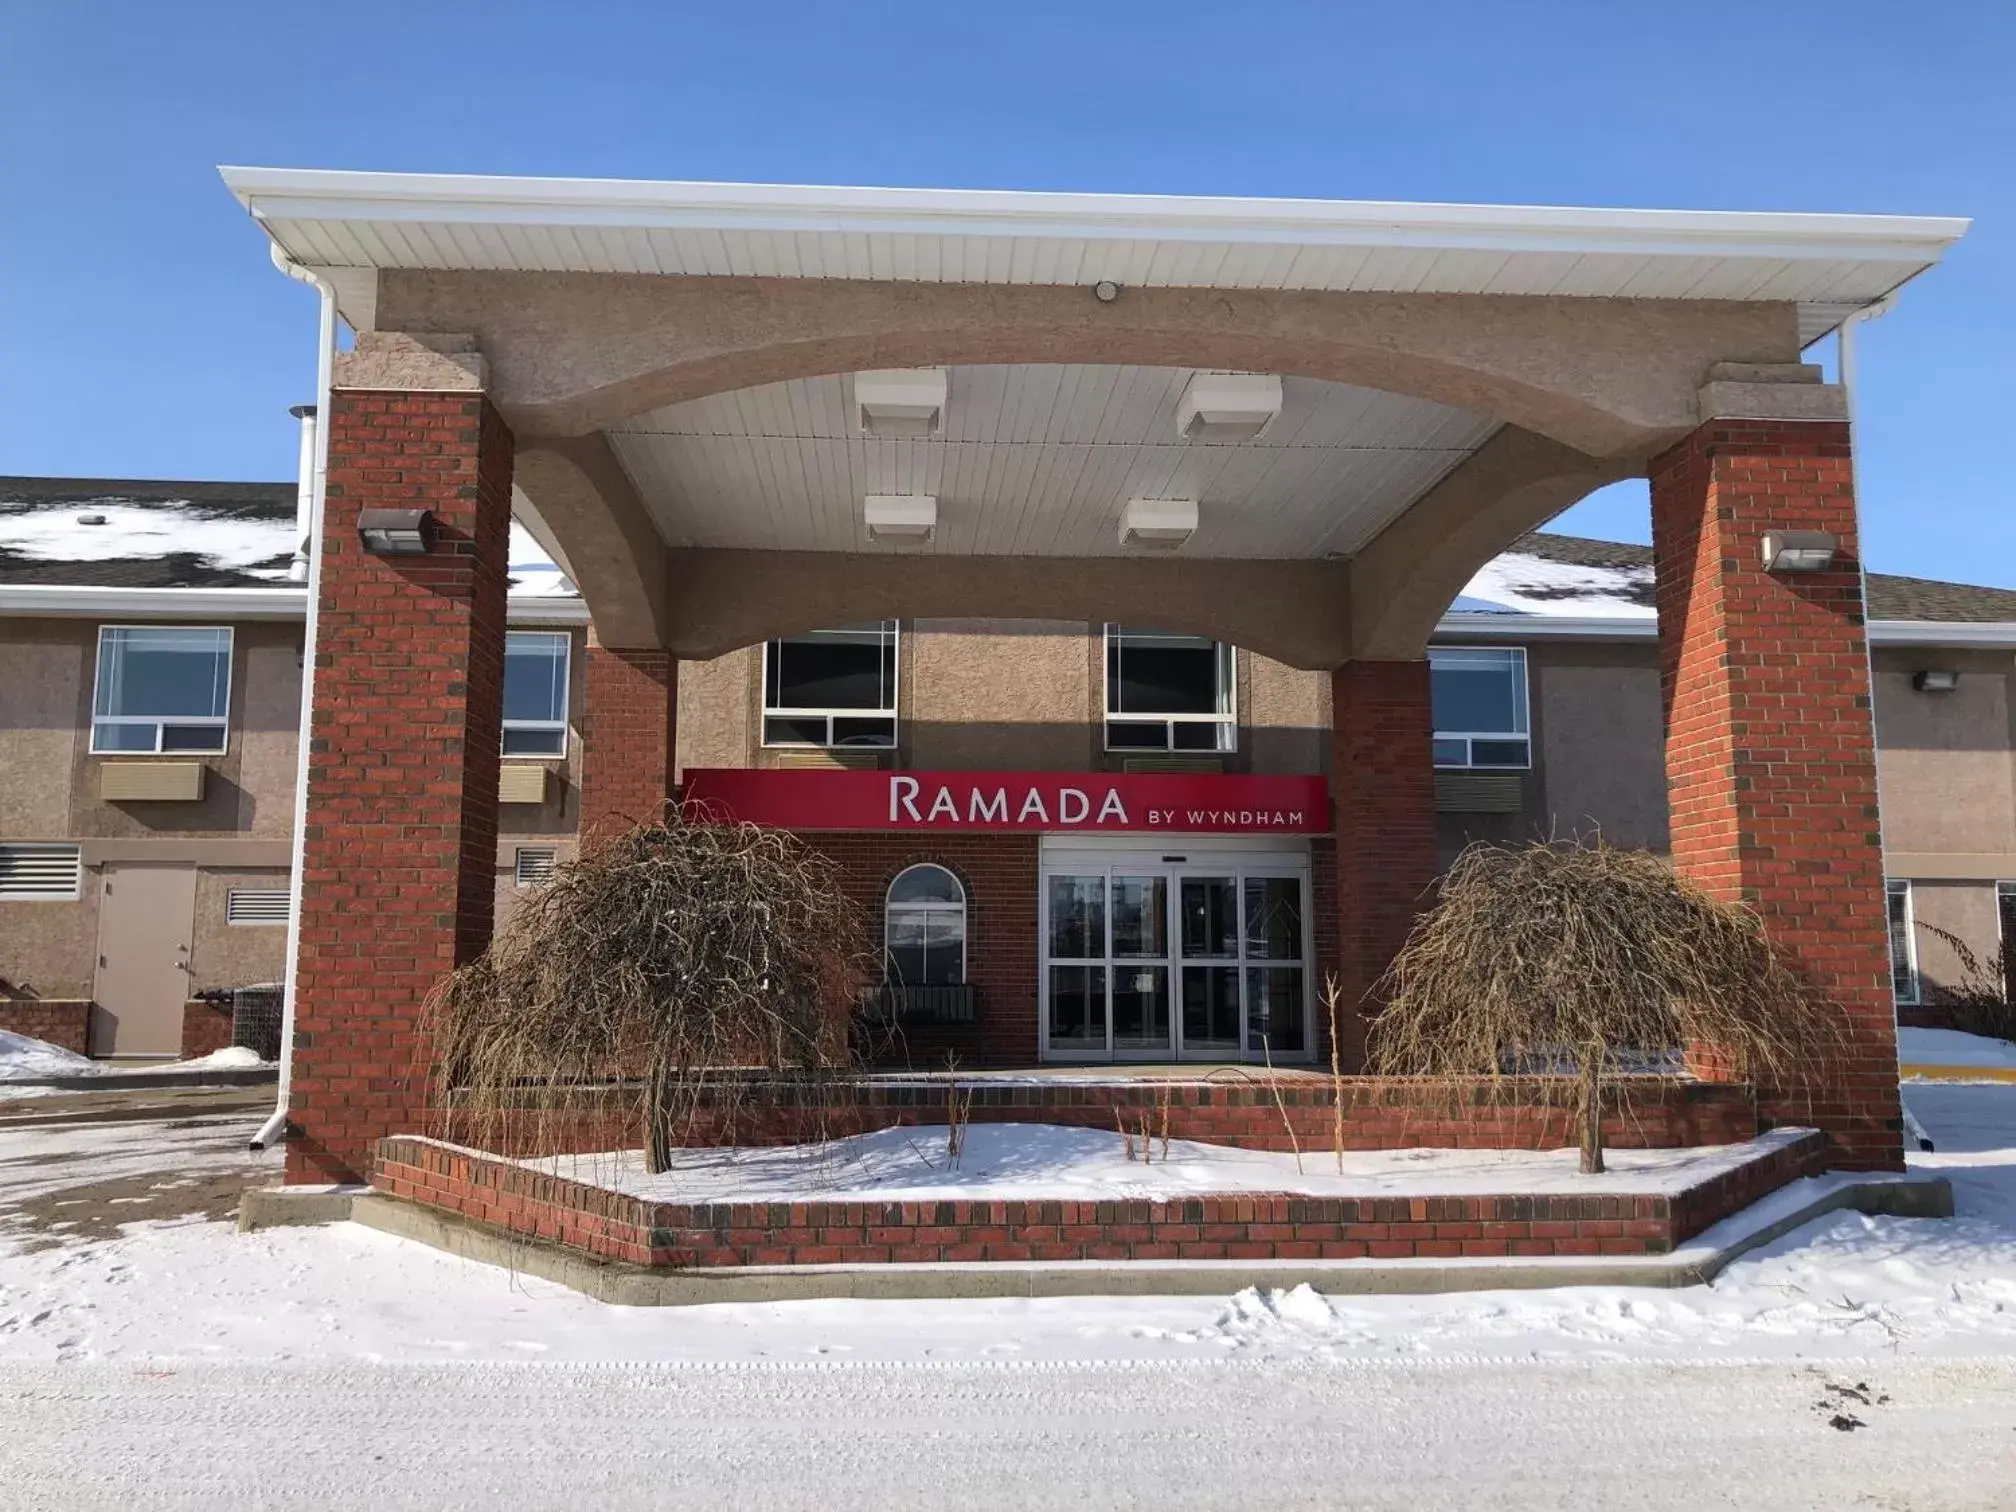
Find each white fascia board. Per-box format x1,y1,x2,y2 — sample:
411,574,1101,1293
218,167,1968,268
1434,611,2016,649
0,583,588,626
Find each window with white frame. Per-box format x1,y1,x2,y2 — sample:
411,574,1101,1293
91,627,232,754
1430,646,1531,769
1104,626,1235,752
762,623,899,748
0,844,82,900
502,632,570,757
884,864,966,987
1887,880,1919,1005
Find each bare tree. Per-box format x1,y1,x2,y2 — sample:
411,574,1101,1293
425,813,868,1172
1366,838,1840,1174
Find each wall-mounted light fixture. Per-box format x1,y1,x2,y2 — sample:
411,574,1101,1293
1760,529,1839,574
864,494,937,543
853,369,947,438
1120,497,1198,550
356,508,436,556
1912,669,1960,693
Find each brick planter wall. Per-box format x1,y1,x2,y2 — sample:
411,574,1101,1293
372,1127,1829,1270
0,999,91,1056
181,999,233,1059
440,1073,1759,1160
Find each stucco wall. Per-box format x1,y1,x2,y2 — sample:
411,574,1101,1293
0,624,87,836
1534,644,1670,850
1244,653,1329,776
189,867,290,990
1873,649,2016,859
907,618,1093,771
1905,879,2003,1004
0,891,99,1000
675,644,758,779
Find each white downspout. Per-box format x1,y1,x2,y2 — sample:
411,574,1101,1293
251,244,337,1153
285,404,318,584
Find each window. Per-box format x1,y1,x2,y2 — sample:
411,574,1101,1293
91,627,232,754
226,888,290,925
763,622,898,748
502,632,570,757
884,864,966,987
1104,626,1235,752
515,847,557,888
1887,880,1919,1005
1430,646,1530,769
0,844,82,901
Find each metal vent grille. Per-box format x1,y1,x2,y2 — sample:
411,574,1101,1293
1434,772,1525,813
515,847,557,888
1120,756,1224,775
226,888,290,925
774,748,884,771
0,844,82,900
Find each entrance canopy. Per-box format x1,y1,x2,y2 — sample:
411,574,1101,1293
221,169,1967,663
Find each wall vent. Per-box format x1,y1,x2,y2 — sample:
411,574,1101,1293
499,764,550,804
0,844,83,901
1121,756,1224,775
515,847,558,888
99,762,205,802
773,749,885,771
226,888,290,925
1434,772,1525,813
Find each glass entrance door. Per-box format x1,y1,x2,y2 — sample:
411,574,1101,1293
1042,856,1310,1063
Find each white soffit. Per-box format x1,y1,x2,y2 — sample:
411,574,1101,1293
606,364,1496,559
219,169,1967,339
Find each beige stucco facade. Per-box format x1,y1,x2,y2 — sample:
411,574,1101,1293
5,605,2013,1039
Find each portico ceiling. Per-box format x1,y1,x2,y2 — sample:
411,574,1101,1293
607,364,1495,559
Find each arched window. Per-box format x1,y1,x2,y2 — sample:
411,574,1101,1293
885,864,966,987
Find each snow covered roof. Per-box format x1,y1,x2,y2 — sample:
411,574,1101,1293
0,477,575,597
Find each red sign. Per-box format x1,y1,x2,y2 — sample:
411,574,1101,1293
682,769,1330,835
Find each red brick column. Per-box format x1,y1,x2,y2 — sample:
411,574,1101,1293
578,638,677,833
1650,417,1902,1172
287,387,513,1183
1330,660,1438,1068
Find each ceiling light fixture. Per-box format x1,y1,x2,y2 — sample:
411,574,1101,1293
1093,280,1120,303
1176,372,1283,442
1120,498,1198,551
864,495,937,543
853,369,947,438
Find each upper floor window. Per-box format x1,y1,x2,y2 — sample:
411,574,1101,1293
763,622,898,748
885,863,966,986
1104,625,1235,752
1887,879,1919,1005
1430,646,1530,769
92,626,232,754
502,631,570,757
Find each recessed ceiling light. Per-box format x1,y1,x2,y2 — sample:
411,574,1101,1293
1177,373,1282,442
865,495,937,542
853,370,947,438
1120,498,1198,550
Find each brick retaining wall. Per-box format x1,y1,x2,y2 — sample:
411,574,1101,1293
0,999,91,1056
372,1127,1830,1270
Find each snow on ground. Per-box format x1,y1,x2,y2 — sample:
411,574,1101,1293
0,1031,271,1085
1456,552,1656,617
0,1086,2013,1369
1900,1025,2016,1070
0,1030,91,1081
528,1122,1813,1205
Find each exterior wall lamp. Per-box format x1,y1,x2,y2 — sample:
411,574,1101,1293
356,508,436,555
1912,669,1960,693
1760,529,1839,574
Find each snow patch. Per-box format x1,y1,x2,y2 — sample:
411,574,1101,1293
0,501,296,571
1900,1027,2016,1070
527,1121,1813,1205
1458,553,1657,618
0,1031,92,1082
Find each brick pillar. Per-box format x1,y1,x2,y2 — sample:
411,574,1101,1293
1650,417,1902,1172
287,382,513,1183
1330,660,1438,1068
578,637,677,832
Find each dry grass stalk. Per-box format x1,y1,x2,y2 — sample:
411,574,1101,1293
945,1054,975,1161
1156,1087,1172,1163
424,812,868,1174
1366,837,1842,1174
1115,1107,1135,1162
1259,1035,1304,1174
1918,922,2016,1042
1324,974,1346,1174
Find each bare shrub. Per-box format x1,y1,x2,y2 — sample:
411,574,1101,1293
1917,923,2016,1043
425,813,869,1173
1366,838,1841,1174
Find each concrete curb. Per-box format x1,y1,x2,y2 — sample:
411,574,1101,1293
245,1173,1953,1305
8,1066,278,1092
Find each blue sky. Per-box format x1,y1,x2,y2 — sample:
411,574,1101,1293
2,0,2009,581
